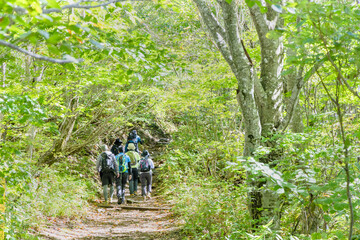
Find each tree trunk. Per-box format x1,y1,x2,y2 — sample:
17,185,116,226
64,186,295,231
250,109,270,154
38,93,79,165
28,126,38,160
2,62,5,88
193,0,298,225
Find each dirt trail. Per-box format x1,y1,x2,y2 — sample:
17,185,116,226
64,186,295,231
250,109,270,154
38,193,180,240
38,138,176,239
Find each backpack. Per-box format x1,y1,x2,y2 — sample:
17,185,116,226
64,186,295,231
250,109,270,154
101,152,115,173
139,157,150,172
118,155,128,173
128,132,136,141
111,145,120,155
127,150,139,167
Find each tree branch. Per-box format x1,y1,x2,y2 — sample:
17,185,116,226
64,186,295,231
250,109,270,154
0,39,83,64
14,0,146,14
280,61,323,132
315,20,360,101
325,51,360,100
43,0,124,14
241,39,253,66
220,0,249,68
248,4,273,49
193,0,234,66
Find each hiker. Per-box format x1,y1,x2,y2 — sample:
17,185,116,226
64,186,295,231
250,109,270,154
96,144,119,203
111,138,124,156
125,130,143,153
139,150,154,201
126,143,141,196
115,147,132,204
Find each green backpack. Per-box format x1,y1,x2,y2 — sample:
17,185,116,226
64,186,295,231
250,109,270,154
118,155,128,173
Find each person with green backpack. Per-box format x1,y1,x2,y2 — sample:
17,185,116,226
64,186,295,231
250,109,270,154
126,143,141,196
115,147,132,204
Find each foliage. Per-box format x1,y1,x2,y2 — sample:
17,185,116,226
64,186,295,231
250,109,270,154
228,129,360,238
0,0,172,238
0,132,97,239
1,0,360,239
172,178,250,239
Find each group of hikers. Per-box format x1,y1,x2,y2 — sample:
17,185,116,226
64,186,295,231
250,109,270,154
96,130,155,204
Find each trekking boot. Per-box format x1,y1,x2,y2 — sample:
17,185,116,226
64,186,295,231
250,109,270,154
117,197,122,205
143,195,146,201
147,193,151,199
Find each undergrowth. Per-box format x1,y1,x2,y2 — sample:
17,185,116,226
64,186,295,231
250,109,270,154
171,177,250,239
2,151,97,240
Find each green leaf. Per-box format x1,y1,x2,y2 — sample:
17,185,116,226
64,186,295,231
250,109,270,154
60,42,72,53
281,68,296,76
38,30,49,39
323,215,331,222
47,0,61,9
296,20,306,28
344,6,350,15
19,31,32,39
63,62,75,71
347,31,360,40
68,24,82,34
40,14,54,22
333,202,347,211
90,39,104,49
47,32,62,44
245,0,256,8
0,16,10,28
172,7,181,13
225,0,233,4
287,7,296,14
354,129,360,140
311,232,322,239
271,4,282,13
276,188,284,194
260,6,268,13
47,44,60,55
344,136,351,149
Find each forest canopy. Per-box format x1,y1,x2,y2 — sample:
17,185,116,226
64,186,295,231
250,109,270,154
1,0,360,239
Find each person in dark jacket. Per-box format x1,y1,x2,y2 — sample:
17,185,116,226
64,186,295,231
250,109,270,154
111,138,124,156
96,144,119,204
125,130,143,153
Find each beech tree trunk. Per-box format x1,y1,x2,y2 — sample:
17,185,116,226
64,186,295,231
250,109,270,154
193,0,298,225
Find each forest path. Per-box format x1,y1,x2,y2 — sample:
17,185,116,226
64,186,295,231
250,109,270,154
38,139,176,239
38,192,180,240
